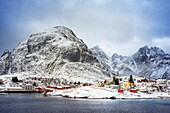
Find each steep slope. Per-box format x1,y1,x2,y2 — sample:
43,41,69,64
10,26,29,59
91,45,110,69
0,26,112,83
91,45,109,62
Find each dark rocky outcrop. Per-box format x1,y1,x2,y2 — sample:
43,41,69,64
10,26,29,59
0,49,11,74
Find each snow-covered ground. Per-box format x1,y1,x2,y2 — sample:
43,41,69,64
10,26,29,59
46,86,168,99
0,72,50,82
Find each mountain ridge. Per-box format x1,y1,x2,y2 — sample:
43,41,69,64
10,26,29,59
0,26,169,82
91,45,170,79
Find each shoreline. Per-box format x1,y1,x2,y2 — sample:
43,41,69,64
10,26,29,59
0,90,43,93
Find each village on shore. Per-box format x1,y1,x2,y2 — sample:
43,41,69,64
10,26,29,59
0,73,170,99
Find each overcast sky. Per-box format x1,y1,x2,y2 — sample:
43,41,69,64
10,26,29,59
0,0,170,56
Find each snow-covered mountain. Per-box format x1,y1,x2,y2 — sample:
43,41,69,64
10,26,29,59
0,26,113,83
1,26,169,82
131,45,170,79
91,45,170,79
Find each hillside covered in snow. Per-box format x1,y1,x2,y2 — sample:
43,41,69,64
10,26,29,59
0,26,113,83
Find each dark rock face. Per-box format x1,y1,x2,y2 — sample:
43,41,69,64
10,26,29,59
62,47,80,62
0,49,11,75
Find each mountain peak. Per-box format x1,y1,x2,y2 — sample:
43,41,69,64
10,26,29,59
92,45,102,50
29,26,77,40
138,45,150,54
45,26,74,34
111,53,120,58
91,45,109,61
142,45,149,50
137,45,165,57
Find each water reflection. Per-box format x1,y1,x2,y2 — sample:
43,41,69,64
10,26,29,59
0,94,170,113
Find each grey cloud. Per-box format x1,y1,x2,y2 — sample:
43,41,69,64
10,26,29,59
0,0,170,56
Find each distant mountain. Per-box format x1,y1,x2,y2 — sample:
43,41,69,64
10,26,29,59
91,45,170,79
131,45,170,79
0,26,113,83
91,45,111,69
91,45,109,62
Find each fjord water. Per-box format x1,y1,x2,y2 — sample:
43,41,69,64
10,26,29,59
0,94,169,113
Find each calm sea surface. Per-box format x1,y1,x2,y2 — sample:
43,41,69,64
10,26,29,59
0,93,170,113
